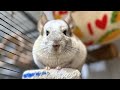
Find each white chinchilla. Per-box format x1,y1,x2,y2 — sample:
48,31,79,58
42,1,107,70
32,12,87,71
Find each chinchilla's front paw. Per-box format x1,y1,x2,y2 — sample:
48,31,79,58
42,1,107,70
44,66,51,70
55,66,62,70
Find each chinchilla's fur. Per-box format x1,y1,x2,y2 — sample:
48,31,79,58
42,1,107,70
32,12,87,71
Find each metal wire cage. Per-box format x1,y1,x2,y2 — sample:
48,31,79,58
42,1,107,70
0,11,41,79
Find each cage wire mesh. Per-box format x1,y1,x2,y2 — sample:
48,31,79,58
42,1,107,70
0,11,41,79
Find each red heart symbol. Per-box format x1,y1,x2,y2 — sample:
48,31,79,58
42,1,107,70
95,14,108,30
59,11,68,15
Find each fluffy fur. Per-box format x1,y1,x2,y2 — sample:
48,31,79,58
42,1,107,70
32,12,87,71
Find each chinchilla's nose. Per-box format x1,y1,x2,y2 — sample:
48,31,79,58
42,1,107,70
52,40,60,50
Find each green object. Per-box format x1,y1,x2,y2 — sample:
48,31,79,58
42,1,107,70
97,29,118,44
111,11,118,23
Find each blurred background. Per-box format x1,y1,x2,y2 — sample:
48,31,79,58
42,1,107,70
0,11,120,79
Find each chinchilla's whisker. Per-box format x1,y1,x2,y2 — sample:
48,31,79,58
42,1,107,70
66,46,80,53
64,48,73,55
33,46,49,53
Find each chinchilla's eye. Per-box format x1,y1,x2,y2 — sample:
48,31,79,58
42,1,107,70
63,30,67,35
46,31,49,36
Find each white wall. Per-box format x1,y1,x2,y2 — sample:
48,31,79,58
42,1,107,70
83,40,120,79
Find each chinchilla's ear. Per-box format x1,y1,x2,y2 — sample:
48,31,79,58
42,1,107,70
63,11,74,30
38,12,48,35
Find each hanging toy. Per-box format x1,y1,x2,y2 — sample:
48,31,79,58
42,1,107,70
53,11,120,47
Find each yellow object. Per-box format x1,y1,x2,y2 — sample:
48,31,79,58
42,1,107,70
112,11,120,23
98,29,120,44
116,12,120,22
73,27,83,38
7,52,14,59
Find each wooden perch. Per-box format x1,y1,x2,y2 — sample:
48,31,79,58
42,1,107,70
22,68,81,79
86,43,119,64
